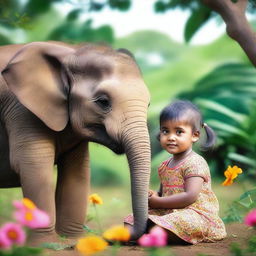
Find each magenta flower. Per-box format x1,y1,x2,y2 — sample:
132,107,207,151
13,198,50,229
0,222,26,249
0,229,12,250
244,209,256,227
138,226,167,247
138,233,154,247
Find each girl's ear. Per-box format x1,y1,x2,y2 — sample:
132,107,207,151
192,131,200,143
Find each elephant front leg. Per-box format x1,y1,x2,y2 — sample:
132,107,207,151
11,140,58,246
55,141,90,239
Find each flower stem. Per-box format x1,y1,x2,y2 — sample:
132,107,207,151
111,242,120,256
93,204,103,234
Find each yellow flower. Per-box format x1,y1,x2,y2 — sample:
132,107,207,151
76,236,108,255
103,225,130,242
222,165,243,186
89,193,103,205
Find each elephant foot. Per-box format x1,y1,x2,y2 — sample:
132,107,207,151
27,230,60,247
45,249,80,256
27,231,83,256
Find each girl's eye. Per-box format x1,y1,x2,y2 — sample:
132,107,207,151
161,130,168,135
176,130,183,135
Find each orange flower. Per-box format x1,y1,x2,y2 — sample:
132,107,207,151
89,194,103,205
222,165,243,186
76,236,108,255
22,198,36,210
103,225,130,242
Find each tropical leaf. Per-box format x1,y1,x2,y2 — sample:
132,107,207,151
184,6,211,43
223,193,256,224
206,120,249,139
195,98,246,123
240,188,256,201
228,153,256,167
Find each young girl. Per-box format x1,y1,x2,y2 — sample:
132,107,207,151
124,100,226,244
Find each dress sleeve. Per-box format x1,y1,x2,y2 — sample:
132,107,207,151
182,155,209,182
157,159,169,175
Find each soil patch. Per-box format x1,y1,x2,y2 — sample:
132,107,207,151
45,223,255,256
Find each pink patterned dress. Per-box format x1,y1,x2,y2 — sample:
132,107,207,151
124,151,226,244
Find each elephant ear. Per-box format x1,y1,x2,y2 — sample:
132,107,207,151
1,42,75,131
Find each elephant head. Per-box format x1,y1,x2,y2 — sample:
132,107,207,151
1,42,151,239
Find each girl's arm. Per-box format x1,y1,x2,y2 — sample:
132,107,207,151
148,177,204,209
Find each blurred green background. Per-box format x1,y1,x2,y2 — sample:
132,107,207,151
0,0,255,226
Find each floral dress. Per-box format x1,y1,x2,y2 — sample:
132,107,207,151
124,151,227,244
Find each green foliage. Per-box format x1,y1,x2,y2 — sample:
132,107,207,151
223,188,256,223
89,143,129,186
91,163,124,186
0,246,43,256
0,0,117,44
184,5,211,43
230,236,256,256
24,0,61,18
0,34,12,46
48,18,114,44
41,242,72,251
0,0,256,44
108,0,131,11
153,0,256,42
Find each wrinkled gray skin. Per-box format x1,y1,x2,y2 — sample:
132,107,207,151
0,42,151,244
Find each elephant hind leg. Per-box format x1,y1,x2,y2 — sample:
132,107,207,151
55,142,90,238
0,121,20,188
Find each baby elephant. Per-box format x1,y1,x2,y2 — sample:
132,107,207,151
0,42,151,244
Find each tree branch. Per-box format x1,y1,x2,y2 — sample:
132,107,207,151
202,0,256,67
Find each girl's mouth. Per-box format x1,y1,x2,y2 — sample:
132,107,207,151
167,144,177,148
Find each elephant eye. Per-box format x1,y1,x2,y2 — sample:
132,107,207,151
95,95,111,112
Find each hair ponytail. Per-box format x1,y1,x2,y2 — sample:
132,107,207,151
201,123,216,151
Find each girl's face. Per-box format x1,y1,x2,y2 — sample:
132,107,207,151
159,119,199,156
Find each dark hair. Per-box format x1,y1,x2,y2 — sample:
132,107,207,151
159,100,216,151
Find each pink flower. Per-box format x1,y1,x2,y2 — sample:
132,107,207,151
244,209,256,227
138,226,167,247
0,222,26,249
13,198,50,229
138,233,155,247
0,229,12,250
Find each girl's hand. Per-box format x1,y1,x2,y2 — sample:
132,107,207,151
148,194,160,208
148,189,157,197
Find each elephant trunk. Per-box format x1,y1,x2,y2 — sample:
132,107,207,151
122,119,151,240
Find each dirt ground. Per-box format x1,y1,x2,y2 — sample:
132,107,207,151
44,223,255,256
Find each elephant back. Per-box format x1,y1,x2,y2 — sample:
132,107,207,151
0,44,25,71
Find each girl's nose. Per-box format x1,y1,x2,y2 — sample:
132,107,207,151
168,134,175,141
